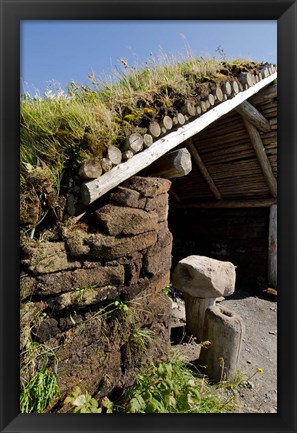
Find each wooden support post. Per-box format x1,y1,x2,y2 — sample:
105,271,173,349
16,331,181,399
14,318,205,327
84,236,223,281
268,204,277,288
147,148,192,179
242,118,277,198
235,100,271,132
235,101,271,132
187,139,222,200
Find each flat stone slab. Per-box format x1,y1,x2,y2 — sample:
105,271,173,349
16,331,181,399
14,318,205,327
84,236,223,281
172,255,236,298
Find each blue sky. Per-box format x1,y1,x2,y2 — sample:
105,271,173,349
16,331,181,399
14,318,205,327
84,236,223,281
20,20,277,96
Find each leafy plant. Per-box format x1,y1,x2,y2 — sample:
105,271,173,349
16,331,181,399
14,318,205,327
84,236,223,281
116,351,235,413
64,386,113,413
130,327,155,351
20,369,60,413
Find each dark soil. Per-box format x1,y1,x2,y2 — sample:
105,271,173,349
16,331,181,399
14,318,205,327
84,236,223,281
170,288,277,413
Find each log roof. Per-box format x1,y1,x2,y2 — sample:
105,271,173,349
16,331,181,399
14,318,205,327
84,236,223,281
80,70,277,210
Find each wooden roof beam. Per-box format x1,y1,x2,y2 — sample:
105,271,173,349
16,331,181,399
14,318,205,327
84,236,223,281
242,118,277,198
171,198,276,209
187,139,222,200
235,100,271,132
249,82,277,104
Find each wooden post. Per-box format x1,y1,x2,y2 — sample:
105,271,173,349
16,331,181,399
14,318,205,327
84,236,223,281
235,100,271,132
147,148,192,179
242,118,277,198
268,204,277,288
187,139,222,200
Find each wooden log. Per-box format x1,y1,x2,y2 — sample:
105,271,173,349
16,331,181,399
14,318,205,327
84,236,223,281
231,80,239,95
148,121,161,138
172,113,186,126
208,93,216,106
242,118,277,197
78,159,102,180
106,145,122,165
160,115,173,131
187,139,222,200
237,72,254,87
124,133,144,153
180,101,196,117
196,105,202,116
148,148,192,178
222,81,232,97
79,73,277,206
235,100,271,132
260,66,269,79
171,198,276,209
101,157,113,173
122,150,134,161
205,100,211,110
213,86,224,102
200,101,207,113
143,133,154,148
268,204,277,288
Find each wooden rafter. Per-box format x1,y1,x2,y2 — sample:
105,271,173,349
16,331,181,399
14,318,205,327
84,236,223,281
171,198,276,209
241,118,277,198
186,139,222,200
249,82,277,104
235,100,271,132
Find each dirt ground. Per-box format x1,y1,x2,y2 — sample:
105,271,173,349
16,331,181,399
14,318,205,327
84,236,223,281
170,288,277,413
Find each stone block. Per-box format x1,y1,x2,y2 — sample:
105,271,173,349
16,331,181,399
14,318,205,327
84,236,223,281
123,176,171,197
87,230,157,260
23,264,125,297
109,186,146,209
147,225,172,256
145,194,169,222
95,204,158,236
143,243,172,277
21,240,81,274
172,255,236,298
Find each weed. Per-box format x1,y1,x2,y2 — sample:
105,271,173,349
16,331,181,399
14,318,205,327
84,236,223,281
20,369,60,413
129,327,155,351
116,350,235,413
64,386,113,413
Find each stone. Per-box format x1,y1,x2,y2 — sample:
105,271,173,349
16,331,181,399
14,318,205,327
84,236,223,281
20,301,46,350
199,305,245,382
145,194,169,222
87,230,157,260
143,243,172,277
21,239,81,274
22,264,125,296
146,224,172,256
123,176,171,197
95,204,158,236
109,186,146,209
172,255,236,298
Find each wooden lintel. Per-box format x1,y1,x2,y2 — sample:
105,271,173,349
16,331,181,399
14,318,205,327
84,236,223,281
187,139,222,200
79,73,277,206
147,148,192,179
171,198,276,209
235,100,271,132
242,118,277,198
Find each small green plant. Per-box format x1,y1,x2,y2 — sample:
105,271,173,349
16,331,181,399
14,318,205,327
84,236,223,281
20,369,60,413
130,327,155,351
64,386,113,413
116,350,235,413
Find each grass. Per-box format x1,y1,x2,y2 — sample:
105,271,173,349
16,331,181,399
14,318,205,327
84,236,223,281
20,51,266,233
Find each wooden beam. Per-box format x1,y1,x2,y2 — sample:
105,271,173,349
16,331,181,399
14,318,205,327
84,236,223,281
268,204,277,288
171,198,276,209
169,187,182,203
242,118,277,198
147,148,192,179
187,139,222,200
79,73,277,206
235,100,271,132
249,82,277,104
